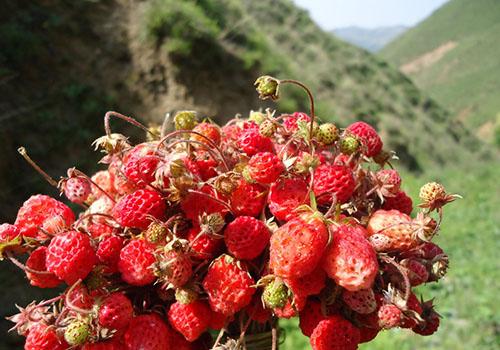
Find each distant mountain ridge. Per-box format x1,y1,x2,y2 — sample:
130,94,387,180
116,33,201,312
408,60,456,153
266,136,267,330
333,25,409,52
381,0,500,142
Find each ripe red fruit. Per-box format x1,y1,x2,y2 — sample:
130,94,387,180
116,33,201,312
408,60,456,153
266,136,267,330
322,224,378,291
401,293,423,329
26,247,62,288
90,170,115,200
123,144,159,186
342,289,377,314
237,128,274,156
209,309,229,330
181,186,227,222
246,152,284,184
310,314,361,350
97,235,124,274
113,189,166,229
0,223,21,242
268,177,308,222
184,151,218,181
382,191,413,215
245,295,271,324
124,314,172,350
82,339,124,350
15,195,75,239
202,255,255,316
187,226,223,260
299,299,326,337
159,249,193,288
66,283,94,310
191,122,221,146
402,259,429,286
412,300,440,336
358,326,379,343
25,323,68,350
283,112,310,133
313,164,356,205
98,292,134,331
270,212,328,278
376,169,401,194
285,267,326,298
378,304,402,329
346,121,383,157
118,239,156,286
46,230,97,285
63,177,92,204
168,300,211,342
230,180,266,217
224,216,270,260
367,209,417,252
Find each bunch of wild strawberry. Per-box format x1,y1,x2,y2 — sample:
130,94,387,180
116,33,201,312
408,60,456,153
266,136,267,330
0,76,459,350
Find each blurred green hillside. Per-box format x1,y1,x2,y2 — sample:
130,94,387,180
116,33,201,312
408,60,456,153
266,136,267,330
381,0,500,143
0,0,497,349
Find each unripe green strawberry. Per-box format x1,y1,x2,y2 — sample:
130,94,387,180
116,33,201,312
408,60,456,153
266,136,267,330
263,280,288,309
259,120,277,137
144,222,168,244
175,286,199,304
339,136,360,154
249,110,266,124
174,111,197,130
254,76,280,100
317,123,339,145
64,319,90,346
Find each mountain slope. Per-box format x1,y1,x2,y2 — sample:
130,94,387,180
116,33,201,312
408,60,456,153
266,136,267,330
333,25,408,52
381,0,500,140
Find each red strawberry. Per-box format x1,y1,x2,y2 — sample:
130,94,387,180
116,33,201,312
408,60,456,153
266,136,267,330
322,224,378,291
230,180,266,217
401,292,423,329
188,226,223,260
366,209,417,252
224,216,270,260
158,249,192,288
268,177,308,222
419,242,445,260
63,176,92,204
310,314,361,350
283,112,310,133
46,230,97,285
25,323,68,350
26,247,62,288
412,299,440,336
333,153,357,169
118,239,156,286
180,186,227,222
184,151,218,181
191,122,221,146
376,169,401,194
246,152,284,184
109,162,137,196
98,292,134,331
273,293,307,319
382,191,413,215
285,267,326,297
15,195,75,239
313,164,355,205
90,170,116,200
402,259,429,286
82,339,124,350
124,314,172,350
346,121,382,157
97,235,124,274
237,128,274,156
0,223,20,242
168,300,211,342
66,283,94,310
299,299,326,337
202,255,255,315
342,289,377,314
113,189,165,229
378,304,402,329
270,212,328,278
123,144,159,186
170,331,194,350
358,326,379,343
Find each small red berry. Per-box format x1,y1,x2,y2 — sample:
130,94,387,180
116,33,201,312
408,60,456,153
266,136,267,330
313,164,356,205
224,216,270,260
268,177,308,222
246,152,284,184
124,314,172,350
118,239,157,286
113,189,166,229
98,292,134,331
168,300,211,342
26,247,62,288
310,314,361,350
346,121,383,157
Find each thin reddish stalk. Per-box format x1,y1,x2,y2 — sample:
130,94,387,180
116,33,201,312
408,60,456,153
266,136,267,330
104,111,155,138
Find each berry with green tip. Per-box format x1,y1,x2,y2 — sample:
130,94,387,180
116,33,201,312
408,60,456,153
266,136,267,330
262,279,288,309
317,123,339,145
339,136,360,155
64,319,90,346
174,111,197,130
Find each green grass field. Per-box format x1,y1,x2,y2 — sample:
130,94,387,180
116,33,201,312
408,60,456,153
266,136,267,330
280,161,499,349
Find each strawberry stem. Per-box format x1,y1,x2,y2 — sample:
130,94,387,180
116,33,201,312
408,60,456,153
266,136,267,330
104,111,156,138
18,147,58,187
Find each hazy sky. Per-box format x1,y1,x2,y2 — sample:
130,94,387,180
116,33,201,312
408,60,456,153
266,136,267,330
293,0,449,29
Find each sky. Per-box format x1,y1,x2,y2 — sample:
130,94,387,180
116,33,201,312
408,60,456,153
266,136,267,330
293,0,449,29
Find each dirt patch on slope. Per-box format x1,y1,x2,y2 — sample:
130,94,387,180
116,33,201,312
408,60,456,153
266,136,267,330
400,41,457,75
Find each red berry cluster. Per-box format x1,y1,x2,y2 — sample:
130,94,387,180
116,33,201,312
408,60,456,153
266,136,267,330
0,78,459,350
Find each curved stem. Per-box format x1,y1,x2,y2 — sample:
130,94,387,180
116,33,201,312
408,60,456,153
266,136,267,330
7,254,54,275
104,111,155,138
281,79,316,142
73,169,116,203
64,280,93,315
18,147,58,187
186,189,234,214
74,213,120,230
380,255,411,302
